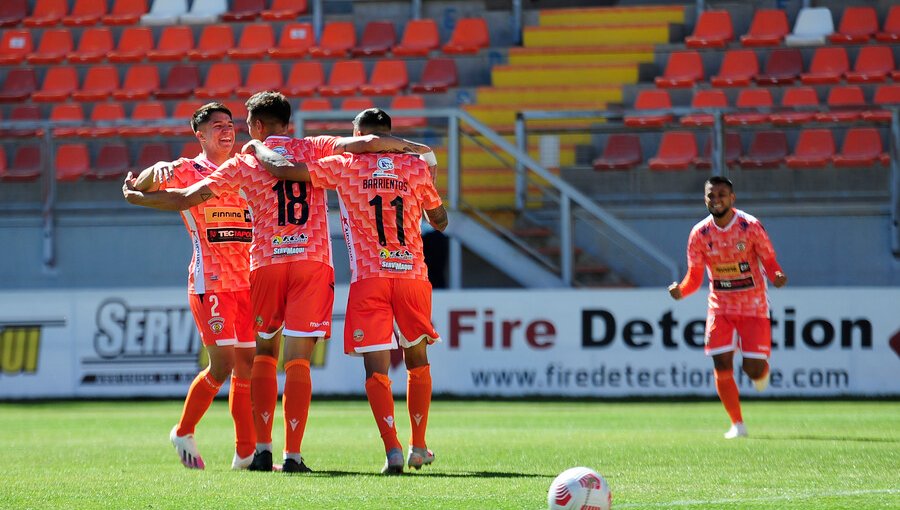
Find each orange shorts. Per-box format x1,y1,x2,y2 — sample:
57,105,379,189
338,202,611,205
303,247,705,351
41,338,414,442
344,278,440,356
188,290,255,348
250,260,334,339
705,313,771,359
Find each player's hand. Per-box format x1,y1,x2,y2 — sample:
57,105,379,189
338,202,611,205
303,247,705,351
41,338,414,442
773,271,787,288
122,172,140,203
151,161,176,183
242,139,261,154
668,282,682,300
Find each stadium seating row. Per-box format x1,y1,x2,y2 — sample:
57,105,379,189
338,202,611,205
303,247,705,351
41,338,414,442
687,5,900,48
657,46,900,89
627,84,900,127
0,59,458,103
0,17,488,65
592,128,890,171
0,0,307,28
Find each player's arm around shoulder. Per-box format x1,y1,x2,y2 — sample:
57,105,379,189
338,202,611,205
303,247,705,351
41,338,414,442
122,172,215,211
335,134,432,155
131,158,185,192
243,139,310,182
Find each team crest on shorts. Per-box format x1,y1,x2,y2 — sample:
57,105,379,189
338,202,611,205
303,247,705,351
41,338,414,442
353,329,364,342
255,316,263,327
208,317,225,334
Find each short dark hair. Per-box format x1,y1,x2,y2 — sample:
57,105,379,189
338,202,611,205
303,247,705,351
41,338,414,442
705,175,734,191
245,91,291,126
191,102,232,133
353,108,391,134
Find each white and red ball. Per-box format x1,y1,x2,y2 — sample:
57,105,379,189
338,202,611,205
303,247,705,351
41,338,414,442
547,467,612,510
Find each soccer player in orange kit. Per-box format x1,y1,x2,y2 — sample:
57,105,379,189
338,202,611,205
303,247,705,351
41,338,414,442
668,176,787,439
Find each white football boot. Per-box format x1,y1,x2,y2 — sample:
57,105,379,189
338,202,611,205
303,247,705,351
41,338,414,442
169,425,205,469
724,422,748,439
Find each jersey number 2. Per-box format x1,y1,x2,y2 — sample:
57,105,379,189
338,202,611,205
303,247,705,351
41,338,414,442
369,195,405,246
272,180,309,226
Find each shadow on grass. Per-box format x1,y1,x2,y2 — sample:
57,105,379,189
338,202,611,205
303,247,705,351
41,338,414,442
753,434,900,443
298,470,551,478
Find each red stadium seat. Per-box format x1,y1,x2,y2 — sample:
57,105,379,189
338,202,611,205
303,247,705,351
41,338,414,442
309,21,355,58
815,86,865,123
26,28,73,64
393,19,439,57
861,85,900,123
685,10,733,48
261,0,307,21
649,131,697,171
724,88,772,126
77,102,125,137
592,134,642,170
68,27,113,63
113,64,159,100
188,24,234,61
680,89,727,127
147,25,194,62
0,67,36,102
50,103,85,137
875,6,900,42
655,51,703,88
318,60,365,97
624,89,672,127
283,61,324,96
196,62,241,99
833,128,887,167
693,132,742,169
755,48,802,86
162,101,203,136
3,146,42,182
102,0,147,25
299,97,332,132
55,143,90,181
7,105,42,137
236,62,283,98
411,58,458,93
23,0,67,27
442,18,490,54
829,6,878,43
0,30,33,65
87,144,130,180
179,141,202,159
31,65,77,102
62,0,106,27
741,9,789,46
269,22,313,59
122,100,166,137
220,0,263,22
0,0,27,28
785,129,835,169
739,131,787,169
340,97,374,111
224,100,248,129
768,87,818,125
359,59,408,96
156,64,200,100
352,21,396,57
390,95,427,130
72,65,119,101
845,45,894,84
800,47,849,85
711,50,759,88
108,27,152,62
135,142,172,170
228,23,274,59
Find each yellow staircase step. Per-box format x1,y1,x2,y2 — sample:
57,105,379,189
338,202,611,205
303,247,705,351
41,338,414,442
524,23,671,47
436,168,560,188
464,103,606,131
434,145,576,170
492,63,638,87
508,45,655,66
538,5,685,26
476,85,622,106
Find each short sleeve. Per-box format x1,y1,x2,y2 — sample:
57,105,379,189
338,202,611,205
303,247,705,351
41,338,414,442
155,158,192,191
204,155,250,196
307,154,348,190
306,135,338,159
686,228,705,268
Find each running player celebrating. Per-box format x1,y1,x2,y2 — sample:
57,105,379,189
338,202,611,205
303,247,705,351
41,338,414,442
248,108,447,474
668,176,787,439
128,103,257,470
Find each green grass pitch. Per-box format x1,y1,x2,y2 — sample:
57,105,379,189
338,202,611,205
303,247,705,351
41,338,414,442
0,400,897,509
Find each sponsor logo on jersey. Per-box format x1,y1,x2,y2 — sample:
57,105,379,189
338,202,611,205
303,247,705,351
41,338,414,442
204,207,250,223
380,260,414,272
207,228,252,243
713,276,755,291
208,316,225,334
272,233,308,246
376,157,395,171
713,261,751,277
379,248,414,261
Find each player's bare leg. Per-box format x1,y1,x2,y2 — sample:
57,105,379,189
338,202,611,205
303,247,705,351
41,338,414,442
249,330,281,471
712,351,747,439
743,357,770,392
363,351,404,474
403,341,434,469
280,336,317,474
230,345,256,469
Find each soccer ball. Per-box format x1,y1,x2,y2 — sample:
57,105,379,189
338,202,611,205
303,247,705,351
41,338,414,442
547,467,612,510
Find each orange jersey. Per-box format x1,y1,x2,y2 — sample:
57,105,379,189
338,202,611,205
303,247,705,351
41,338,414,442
200,135,337,272
679,209,783,318
307,153,443,283
158,155,251,295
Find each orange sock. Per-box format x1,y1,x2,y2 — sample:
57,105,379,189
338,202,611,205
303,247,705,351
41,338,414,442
283,359,312,454
250,355,278,445
406,365,432,449
229,376,255,458
365,373,402,452
714,368,743,424
176,369,222,436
